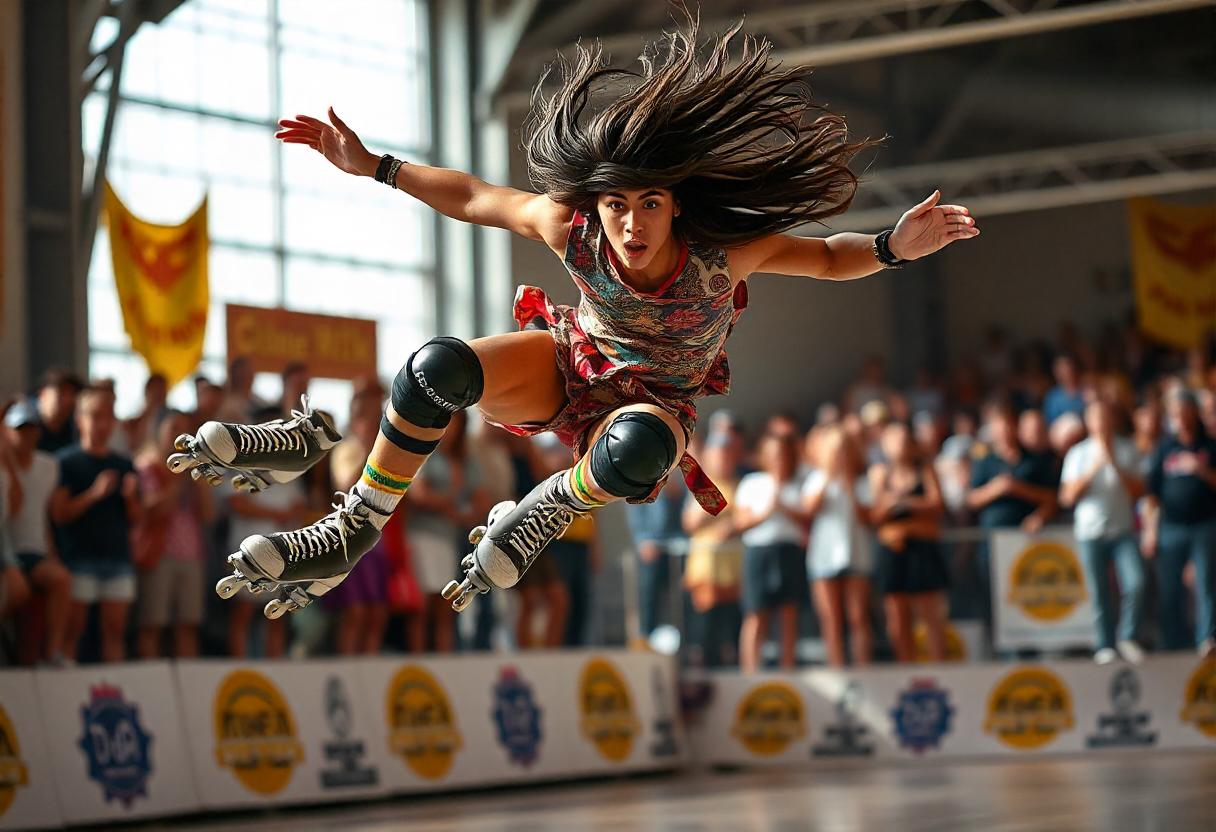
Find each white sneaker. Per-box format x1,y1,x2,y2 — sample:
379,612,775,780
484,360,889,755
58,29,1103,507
1117,640,1145,665
1094,647,1118,665
1199,637,1216,659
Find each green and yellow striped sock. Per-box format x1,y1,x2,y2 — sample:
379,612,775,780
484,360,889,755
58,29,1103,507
565,457,606,511
355,460,413,521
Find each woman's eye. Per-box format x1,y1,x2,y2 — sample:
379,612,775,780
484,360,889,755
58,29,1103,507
608,202,623,211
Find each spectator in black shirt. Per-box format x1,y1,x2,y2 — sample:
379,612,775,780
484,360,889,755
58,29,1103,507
49,387,142,662
1143,389,1216,655
35,368,83,454
966,401,1059,630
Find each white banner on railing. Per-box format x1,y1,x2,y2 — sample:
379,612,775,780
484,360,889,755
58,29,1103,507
690,655,1216,766
175,659,391,809
0,671,61,831
355,650,684,794
34,661,198,825
992,528,1097,651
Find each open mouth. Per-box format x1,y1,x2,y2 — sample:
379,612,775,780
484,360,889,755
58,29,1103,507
623,240,648,258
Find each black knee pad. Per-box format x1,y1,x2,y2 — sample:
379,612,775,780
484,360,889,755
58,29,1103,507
588,411,678,499
389,337,484,431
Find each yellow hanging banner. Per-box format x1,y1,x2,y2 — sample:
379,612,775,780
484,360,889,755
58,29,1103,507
1128,197,1216,349
104,181,209,386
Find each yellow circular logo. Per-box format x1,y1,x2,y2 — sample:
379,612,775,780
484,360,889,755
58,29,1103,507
0,705,30,818
731,682,806,756
984,667,1074,750
1179,658,1216,739
385,665,463,780
579,658,640,763
1006,541,1087,622
213,669,304,795
913,622,967,662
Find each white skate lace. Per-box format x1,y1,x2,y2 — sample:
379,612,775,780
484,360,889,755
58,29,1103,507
505,499,576,563
233,394,314,457
280,491,367,564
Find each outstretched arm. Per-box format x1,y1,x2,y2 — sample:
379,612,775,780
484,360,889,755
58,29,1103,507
729,191,979,281
277,108,573,252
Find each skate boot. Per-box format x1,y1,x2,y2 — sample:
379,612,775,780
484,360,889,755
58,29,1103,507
443,472,588,612
166,395,341,492
216,489,388,619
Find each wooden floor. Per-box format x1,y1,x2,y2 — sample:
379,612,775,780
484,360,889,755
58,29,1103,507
162,752,1216,832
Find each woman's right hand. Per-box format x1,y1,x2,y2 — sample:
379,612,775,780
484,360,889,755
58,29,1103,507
275,107,378,177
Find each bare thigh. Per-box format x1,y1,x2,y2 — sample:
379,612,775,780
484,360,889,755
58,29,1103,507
470,330,566,427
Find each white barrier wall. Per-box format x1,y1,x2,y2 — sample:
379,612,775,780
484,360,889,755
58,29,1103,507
33,661,199,825
0,671,61,831
689,655,1216,766
174,650,684,811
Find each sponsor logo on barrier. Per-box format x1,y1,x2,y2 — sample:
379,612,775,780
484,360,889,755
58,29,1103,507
579,657,640,763
491,667,542,768
78,684,153,807
984,667,1074,750
319,676,378,789
0,705,30,817
1086,667,1156,748
812,681,874,757
1006,541,1087,622
386,665,463,780
731,681,806,757
913,622,967,662
1179,658,1216,739
213,669,304,795
890,678,954,754
649,667,680,759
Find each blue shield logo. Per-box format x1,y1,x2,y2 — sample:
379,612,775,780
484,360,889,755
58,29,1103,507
890,678,954,754
78,684,153,806
491,667,542,767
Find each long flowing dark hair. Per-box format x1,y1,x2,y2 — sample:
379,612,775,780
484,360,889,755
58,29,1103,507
523,16,879,246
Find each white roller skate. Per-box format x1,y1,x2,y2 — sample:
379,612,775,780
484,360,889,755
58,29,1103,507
216,489,388,619
166,395,341,492
443,472,587,612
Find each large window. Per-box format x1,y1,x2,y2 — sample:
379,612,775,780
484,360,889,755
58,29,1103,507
83,0,433,419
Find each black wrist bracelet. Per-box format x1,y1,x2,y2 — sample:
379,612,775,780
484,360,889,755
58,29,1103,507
873,229,906,268
374,153,395,183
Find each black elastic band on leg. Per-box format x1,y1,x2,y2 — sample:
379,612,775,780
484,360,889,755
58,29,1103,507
379,414,440,456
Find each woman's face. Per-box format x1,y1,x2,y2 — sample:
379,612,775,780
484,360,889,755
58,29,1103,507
761,435,797,479
880,423,913,464
595,188,678,272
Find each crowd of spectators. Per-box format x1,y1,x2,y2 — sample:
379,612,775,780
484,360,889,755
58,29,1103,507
2,319,1214,669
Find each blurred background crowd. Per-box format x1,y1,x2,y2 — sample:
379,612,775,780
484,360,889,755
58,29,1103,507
4,315,1214,670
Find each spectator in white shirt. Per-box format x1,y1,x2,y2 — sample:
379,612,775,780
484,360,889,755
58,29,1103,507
1059,399,1147,665
734,432,808,672
803,425,873,667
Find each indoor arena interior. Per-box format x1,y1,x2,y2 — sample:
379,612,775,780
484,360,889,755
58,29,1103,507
1,1,1214,830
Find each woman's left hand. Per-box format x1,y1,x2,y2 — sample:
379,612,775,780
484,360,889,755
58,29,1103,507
889,190,979,261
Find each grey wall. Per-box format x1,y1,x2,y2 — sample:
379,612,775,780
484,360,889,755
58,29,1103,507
1,0,28,396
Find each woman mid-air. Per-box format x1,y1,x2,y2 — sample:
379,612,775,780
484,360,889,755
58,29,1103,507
167,20,979,619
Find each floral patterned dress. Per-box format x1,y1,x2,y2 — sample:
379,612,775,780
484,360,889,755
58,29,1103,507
489,211,748,515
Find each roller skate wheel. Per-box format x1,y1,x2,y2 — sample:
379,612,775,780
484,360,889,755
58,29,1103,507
467,525,487,545
232,475,256,493
442,580,462,601
216,574,245,599
451,590,475,613
461,554,474,570
264,599,291,619
173,434,193,452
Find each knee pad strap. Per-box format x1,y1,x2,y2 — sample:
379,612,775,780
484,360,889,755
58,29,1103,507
390,336,484,431
587,411,678,499
379,415,440,456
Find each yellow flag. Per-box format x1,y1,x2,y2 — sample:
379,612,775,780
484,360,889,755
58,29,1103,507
1128,197,1216,349
104,181,209,386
